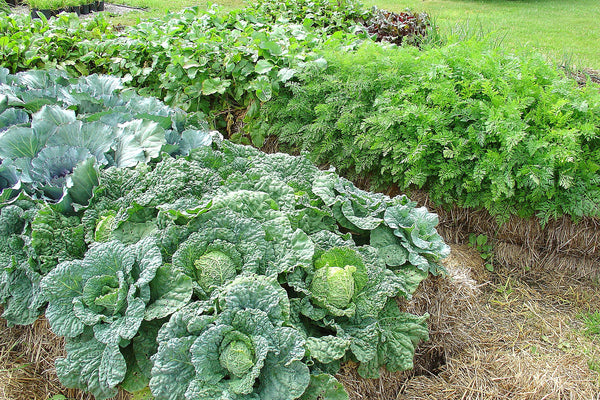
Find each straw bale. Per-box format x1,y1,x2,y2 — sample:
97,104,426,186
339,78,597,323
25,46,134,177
0,312,131,400
406,190,600,279
495,241,600,280
409,189,600,253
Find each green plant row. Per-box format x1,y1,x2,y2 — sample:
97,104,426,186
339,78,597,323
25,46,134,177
0,2,366,131
0,69,449,400
0,0,431,136
252,41,600,223
28,0,95,10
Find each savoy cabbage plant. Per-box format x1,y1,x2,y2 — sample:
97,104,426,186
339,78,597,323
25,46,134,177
150,275,311,400
0,79,450,399
40,238,192,399
0,200,46,326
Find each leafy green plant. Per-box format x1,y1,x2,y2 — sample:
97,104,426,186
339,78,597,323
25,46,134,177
468,233,494,272
245,0,371,30
40,238,192,399
150,275,311,400
0,69,213,210
28,0,64,10
254,39,600,223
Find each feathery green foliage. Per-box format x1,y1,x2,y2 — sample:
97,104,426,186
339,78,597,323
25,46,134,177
253,40,600,223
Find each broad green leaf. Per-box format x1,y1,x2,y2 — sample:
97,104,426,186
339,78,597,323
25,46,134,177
49,121,115,164
300,374,349,400
255,60,274,74
0,127,47,159
277,68,296,82
114,119,166,168
30,105,76,133
370,226,408,267
201,78,231,95
0,108,29,131
65,157,100,206
145,265,193,320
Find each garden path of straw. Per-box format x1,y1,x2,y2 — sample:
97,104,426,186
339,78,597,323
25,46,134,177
1,244,599,399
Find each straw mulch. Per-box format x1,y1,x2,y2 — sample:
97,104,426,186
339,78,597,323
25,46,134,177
1,245,599,400
337,245,600,400
0,314,131,400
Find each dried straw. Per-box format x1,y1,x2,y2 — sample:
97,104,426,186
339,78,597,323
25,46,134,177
338,245,600,400
0,313,131,400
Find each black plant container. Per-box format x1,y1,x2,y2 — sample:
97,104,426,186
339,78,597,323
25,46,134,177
31,8,54,18
80,3,89,14
6,0,19,6
89,1,96,12
96,0,104,11
69,5,81,14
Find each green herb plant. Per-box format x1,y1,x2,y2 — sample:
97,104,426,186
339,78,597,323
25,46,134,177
468,233,494,272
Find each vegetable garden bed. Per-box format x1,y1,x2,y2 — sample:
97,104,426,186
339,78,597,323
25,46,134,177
1,0,600,398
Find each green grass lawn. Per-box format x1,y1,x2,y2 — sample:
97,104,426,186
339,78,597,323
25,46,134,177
107,0,600,70
362,0,600,70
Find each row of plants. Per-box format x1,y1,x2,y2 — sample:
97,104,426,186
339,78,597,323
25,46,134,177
0,68,210,209
251,41,600,223
4,0,599,224
30,1,104,19
0,68,450,399
0,0,430,131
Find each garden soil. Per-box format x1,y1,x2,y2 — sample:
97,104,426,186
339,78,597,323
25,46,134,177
2,245,599,400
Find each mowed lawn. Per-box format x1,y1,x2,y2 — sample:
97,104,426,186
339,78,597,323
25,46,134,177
362,0,600,70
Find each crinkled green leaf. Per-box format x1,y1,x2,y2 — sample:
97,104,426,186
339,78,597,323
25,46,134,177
145,264,193,320
257,327,309,399
149,336,197,400
55,329,127,400
0,264,44,326
299,374,349,400
305,335,350,364
218,275,290,326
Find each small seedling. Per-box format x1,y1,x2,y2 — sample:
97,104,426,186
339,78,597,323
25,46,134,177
468,233,494,272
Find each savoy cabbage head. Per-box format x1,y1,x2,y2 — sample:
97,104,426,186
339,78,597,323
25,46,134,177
151,274,311,400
